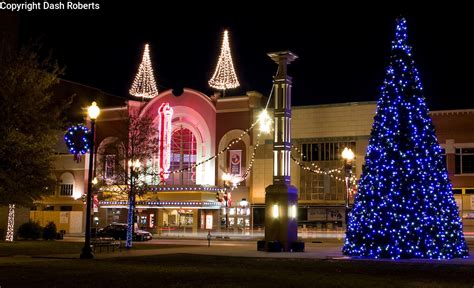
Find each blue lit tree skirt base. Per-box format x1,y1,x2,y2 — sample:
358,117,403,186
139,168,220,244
342,237,469,260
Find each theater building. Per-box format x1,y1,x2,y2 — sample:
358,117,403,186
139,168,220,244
92,89,263,234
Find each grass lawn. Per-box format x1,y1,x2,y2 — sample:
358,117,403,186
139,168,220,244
0,240,196,256
0,254,473,287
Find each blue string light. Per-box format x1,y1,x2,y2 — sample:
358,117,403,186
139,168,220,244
342,18,469,259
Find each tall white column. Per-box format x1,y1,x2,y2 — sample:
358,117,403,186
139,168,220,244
264,51,300,252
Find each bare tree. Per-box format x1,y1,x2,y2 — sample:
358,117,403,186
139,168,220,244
96,110,159,248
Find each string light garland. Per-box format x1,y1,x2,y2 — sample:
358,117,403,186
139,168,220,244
217,133,261,202
129,43,159,99
160,120,259,176
100,185,222,192
110,65,279,184
98,111,264,195
208,30,240,92
343,18,468,260
5,204,15,242
290,144,357,186
291,144,342,174
240,134,260,182
100,200,219,208
101,64,279,203
163,107,271,177
64,124,91,163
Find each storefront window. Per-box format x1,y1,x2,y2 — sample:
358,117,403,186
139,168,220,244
299,141,355,201
455,148,474,174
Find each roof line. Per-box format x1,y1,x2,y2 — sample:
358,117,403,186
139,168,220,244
59,78,129,100
293,101,377,109
430,109,474,115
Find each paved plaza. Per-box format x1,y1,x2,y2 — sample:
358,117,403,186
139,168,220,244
3,232,474,266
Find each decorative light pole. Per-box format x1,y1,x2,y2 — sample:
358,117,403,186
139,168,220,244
264,51,299,252
80,101,100,259
341,147,354,231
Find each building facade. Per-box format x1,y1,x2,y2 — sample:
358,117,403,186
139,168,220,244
432,110,474,229
35,88,474,233
92,89,263,234
30,80,128,234
30,145,85,234
251,102,376,230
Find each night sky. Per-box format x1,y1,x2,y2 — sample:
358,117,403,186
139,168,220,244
12,3,474,109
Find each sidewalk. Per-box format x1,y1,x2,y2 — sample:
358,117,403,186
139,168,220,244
2,238,470,267
95,239,474,264
153,229,345,241
62,230,347,242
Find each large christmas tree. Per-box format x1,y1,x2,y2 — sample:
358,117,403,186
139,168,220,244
343,18,468,259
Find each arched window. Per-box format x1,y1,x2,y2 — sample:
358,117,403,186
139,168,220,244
168,127,197,185
97,137,125,184
59,172,75,197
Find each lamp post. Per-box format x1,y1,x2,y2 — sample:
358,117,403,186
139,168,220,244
80,101,100,259
222,173,238,231
341,147,354,232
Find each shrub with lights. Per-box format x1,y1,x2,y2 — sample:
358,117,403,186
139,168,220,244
342,18,468,259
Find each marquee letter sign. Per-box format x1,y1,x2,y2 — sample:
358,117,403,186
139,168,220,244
157,103,173,181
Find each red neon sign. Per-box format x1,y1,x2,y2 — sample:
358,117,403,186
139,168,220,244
157,103,173,181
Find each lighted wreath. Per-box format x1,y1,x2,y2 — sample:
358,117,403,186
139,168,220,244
64,124,91,162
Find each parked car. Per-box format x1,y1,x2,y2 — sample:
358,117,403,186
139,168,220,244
96,223,152,241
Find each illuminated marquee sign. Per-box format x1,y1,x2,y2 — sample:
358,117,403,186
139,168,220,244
157,103,173,181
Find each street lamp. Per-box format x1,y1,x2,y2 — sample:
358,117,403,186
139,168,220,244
80,101,100,259
221,173,235,231
341,147,354,232
258,109,272,134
